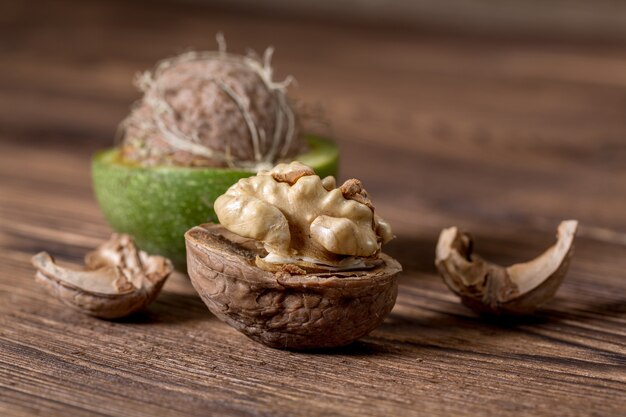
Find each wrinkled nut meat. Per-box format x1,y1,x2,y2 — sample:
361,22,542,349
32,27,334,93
185,162,401,349
435,220,578,315
31,234,173,319
214,161,394,273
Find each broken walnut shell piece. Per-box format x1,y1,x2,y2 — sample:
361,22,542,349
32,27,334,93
31,234,173,319
185,224,402,349
435,220,578,315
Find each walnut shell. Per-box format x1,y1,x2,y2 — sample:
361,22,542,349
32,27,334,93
31,234,173,319
435,220,578,315
185,224,401,349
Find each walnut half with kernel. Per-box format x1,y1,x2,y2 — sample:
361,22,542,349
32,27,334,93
185,162,401,349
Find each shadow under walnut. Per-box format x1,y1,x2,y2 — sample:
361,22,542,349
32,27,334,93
185,224,401,350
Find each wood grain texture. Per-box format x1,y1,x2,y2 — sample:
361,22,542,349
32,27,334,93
0,0,625,416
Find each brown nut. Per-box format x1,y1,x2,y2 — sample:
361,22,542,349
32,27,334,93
185,224,401,349
120,37,305,169
435,220,578,315
31,234,173,319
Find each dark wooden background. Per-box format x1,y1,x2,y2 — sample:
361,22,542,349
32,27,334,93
1,1,625,416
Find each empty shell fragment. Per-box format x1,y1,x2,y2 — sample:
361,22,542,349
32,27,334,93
31,234,173,319
435,220,578,315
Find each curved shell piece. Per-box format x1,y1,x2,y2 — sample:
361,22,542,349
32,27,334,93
185,224,401,349
435,220,578,315
31,234,173,319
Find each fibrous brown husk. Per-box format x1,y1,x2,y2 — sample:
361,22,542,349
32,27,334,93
185,224,401,349
119,44,306,169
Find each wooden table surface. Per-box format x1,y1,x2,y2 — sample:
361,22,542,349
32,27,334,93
1,1,625,416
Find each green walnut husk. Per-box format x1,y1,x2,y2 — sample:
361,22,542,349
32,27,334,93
92,135,339,268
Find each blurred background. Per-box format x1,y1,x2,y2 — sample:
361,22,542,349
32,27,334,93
190,0,626,41
1,0,625,239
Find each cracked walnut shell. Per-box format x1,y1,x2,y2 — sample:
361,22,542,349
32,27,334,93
435,220,578,315
31,234,173,319
185,224,401,349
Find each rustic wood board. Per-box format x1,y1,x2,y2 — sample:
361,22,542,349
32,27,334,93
0,1,625,416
